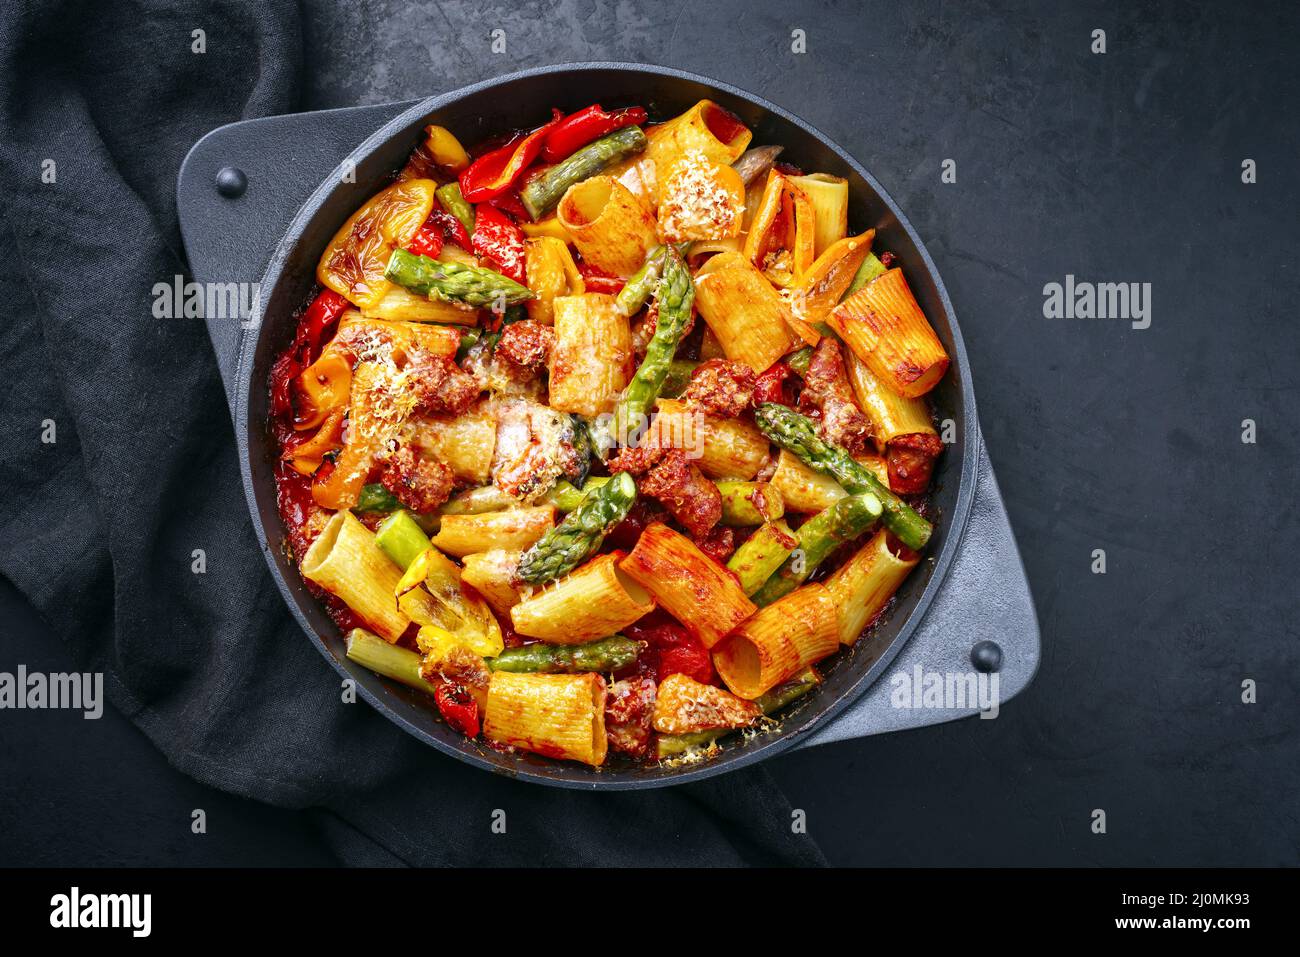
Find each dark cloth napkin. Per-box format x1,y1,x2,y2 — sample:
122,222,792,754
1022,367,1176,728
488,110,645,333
0,0,825,866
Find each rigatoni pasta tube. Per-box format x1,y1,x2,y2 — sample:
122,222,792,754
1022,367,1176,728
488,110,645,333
788,173,849,258
657,155,745,243
510,551,654,644
742,170,816,288
770,449,889,513
693,251,798,374
402,403,497,484
844,349,936,450
484,671,608,766
618,523,756,649
460,549,523,617
712,582,838,699
823,530,920,645
334,313,461,360
301,511,410,642
360,283,479,325
649,399,769,480
523,236,584,325
431,506,555,558
645,99,752,207
548,293,634,417
830,268,950,398
557,176,658,276
312,361,402,509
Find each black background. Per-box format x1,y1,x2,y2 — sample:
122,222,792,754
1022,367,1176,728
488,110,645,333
2,0,1296,866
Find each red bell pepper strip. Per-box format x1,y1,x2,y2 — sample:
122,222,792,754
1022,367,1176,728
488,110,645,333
434,684,480,738
296,289,349,363
271,288,349,418
403,222,444,260
752,361,796,407
458,109,565,203
624,614,716,685
427,208,471,251
471,204,527,284
485,190,530,221
541,104,648,162
576,260,625,295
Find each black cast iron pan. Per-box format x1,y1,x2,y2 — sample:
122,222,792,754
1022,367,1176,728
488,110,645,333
234,64,981,788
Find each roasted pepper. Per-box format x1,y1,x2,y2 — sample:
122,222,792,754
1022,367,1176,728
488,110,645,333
403,221,444,259
541,104,648,162
434,683,480,737
458,109,564,203
471,204,527,283
576,260,625,295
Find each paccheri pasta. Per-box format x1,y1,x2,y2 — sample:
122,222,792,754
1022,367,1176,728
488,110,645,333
269,99,948,768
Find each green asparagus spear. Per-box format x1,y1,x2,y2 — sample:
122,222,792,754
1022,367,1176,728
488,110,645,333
346,628,434,694
655,668,821,758
716,481,785,526
385,249,534,309
655,729,723,758
615,245,667,316
842,251,888,300
442,484,515,516
439,476,611,522
547,476,612,513
515,472,638,584
754,403,933,551
357,485,440,532
751,493,882,606
455,327,482,362
613,247,695,444
374,510,433,570
519,126,648,221
435,181,475,234
757,668,822,713
726,519,799,595
488,635,642,674
786,346,814,376
356,483,402,513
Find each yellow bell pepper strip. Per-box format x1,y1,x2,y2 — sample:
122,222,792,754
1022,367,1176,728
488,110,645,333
425,125,470,172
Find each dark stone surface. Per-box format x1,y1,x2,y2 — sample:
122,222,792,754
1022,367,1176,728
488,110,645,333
2,0,1295,865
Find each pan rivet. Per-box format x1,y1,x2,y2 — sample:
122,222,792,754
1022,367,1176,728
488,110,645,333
970,640,1002,673
215,166,248,198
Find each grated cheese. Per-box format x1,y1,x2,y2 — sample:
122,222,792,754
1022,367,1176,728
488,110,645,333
659,150,741,242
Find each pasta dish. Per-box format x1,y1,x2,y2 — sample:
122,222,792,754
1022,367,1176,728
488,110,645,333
269,98,950,766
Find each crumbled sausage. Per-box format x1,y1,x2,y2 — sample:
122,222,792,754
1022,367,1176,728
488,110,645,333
887,432,944,495
605,677,656,758
380,443,455,513
691,525,736,564
800,338,873,455
494,321,555,382
638,449,722,538
404,345,481,416
683,358,755,418
606,443,668,476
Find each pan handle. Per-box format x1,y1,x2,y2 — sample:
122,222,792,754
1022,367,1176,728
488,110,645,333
797,428,1041,748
